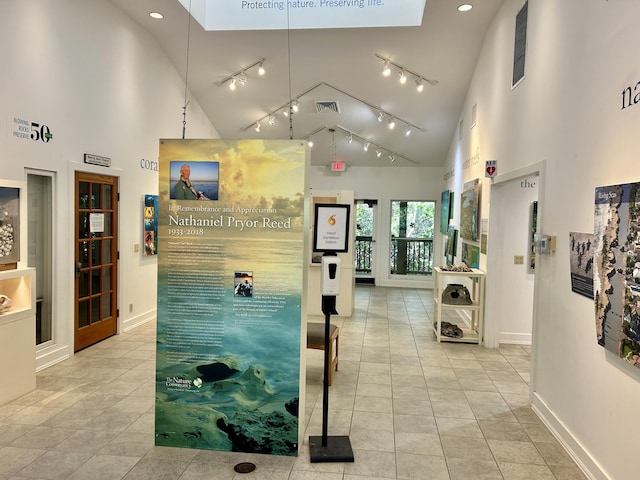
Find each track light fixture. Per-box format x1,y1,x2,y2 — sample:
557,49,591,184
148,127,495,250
291,100,299,113
405,126,412,136
330,124,417,165
378,112,385,122
382,61,391,76
388,117,396,130
215,57,266,88
229,78,237,91
301,126,328,149
375,54,438,92
254,122,261,132
268,115,276,126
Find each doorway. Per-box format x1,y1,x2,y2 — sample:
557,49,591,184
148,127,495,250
485,162,543,349
355,199,377,284
27,171,54,346
389,200,435,276
74,172,119,351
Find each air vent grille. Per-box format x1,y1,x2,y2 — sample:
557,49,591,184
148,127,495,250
315,101,340,114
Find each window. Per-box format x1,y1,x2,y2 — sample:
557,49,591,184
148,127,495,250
390,200,435,275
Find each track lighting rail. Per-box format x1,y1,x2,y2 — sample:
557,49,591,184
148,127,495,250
215,58,266,87
240,81,427,133
375,53,438,89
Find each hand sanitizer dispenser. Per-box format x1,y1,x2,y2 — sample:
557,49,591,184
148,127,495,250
321,255,341,296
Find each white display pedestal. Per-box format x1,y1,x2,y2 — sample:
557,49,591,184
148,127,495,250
0,268,36,406
433,267,485,344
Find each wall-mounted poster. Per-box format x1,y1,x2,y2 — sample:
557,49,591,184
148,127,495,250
155,139,306,456
0,187,20,265
460,178,481,241
440,190,451,234
461,242,480,269
527,201,538,273
569,232,593,300
143,194,158,256
594,182,640,370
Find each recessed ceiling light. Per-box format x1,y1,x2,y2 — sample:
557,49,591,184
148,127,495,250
458,4,473,12
149,12,164,19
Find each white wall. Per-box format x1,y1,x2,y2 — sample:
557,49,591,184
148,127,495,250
0,0,217,369
491,175,538,345
310,165,444,288
443,1,640,478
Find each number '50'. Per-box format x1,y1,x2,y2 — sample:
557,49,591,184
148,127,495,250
30,122,52,143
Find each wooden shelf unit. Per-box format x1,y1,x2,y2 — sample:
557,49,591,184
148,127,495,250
433,267,485,344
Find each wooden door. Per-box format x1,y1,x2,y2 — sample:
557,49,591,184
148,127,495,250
74,172,118,351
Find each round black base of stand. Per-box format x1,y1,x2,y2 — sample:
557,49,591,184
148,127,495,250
309,435,354,463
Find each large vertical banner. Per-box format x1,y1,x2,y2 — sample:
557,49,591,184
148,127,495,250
155,139,306,456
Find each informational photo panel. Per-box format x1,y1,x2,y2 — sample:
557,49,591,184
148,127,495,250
594,182,640,370
155,139,306,456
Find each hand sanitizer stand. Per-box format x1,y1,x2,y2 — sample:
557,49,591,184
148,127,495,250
309,254,354,463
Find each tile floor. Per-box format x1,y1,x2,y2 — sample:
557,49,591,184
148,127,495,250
0,286,587,480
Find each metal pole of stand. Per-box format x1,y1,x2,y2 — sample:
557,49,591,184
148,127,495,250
309,289,354,462
321,310,331,446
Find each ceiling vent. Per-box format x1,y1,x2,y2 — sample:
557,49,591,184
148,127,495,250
315,101,340,114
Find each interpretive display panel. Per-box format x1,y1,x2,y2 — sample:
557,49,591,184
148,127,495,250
143,194,158,256
594,182,640,369
569,232,593,300
155,139,306,455
460,178,480,241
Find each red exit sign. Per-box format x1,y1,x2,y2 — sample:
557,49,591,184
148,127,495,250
331,160,346,172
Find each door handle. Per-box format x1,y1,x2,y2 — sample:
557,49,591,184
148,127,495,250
75,262,82,278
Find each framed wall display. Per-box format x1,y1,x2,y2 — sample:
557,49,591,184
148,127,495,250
460,178,481,241
593,181,640,371
313,203,351,253
445,226,458,265
440,190,451,234
461,242,480,269
143,194,158,256
527,201,538,273
0,187,20,265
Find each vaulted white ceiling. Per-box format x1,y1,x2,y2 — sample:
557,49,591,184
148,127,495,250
109,0,505,167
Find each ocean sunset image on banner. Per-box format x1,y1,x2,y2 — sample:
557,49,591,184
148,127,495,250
155,139,306,455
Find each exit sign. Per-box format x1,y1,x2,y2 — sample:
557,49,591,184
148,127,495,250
331,160,346,172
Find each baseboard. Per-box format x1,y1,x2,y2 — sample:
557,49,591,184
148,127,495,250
499,332,532,345
531,392,609,480
36,344,71,372
122,308,156,332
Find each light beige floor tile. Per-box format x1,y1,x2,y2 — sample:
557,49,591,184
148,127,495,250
436,417,484,439
446,457,502,480
498,462,555,479
395,452,449,480
487,439,546,465
67,454,140,480
394,432,443,456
